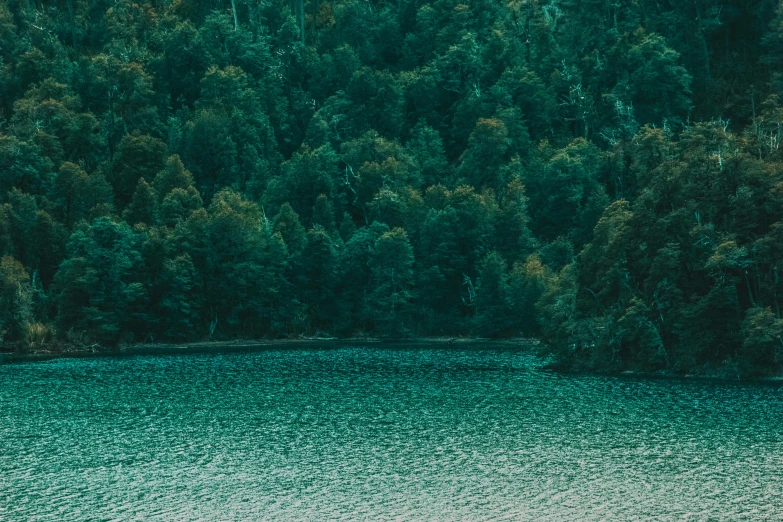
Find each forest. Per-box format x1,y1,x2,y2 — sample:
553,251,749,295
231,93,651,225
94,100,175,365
1,0,783,376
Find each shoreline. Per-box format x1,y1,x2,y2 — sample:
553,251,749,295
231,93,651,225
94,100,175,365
0,337,540,364
4,339,781,383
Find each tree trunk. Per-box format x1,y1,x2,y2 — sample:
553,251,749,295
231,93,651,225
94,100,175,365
744,271,756,308
695,6,712,88
65,0,76,49
107,89,115,160
311,0,319,45
230,0,239,30
525,2,532,65
296,0,305,44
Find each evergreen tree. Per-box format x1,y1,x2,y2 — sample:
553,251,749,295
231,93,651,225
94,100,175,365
312,193,336,232
160,187,203,227
123,178,158,227
153,155,196,202
109,132,167,208
273,203,307,257
0,0,780,374
54,217,145,344
298,225,338,332
406,122,449,187
473,251,511,337
368,228,414,335
0,256,32,342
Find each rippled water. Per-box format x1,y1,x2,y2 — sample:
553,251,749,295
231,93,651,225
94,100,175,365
1,346,782,520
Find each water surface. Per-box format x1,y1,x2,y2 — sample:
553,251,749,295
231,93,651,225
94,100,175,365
1,346,781,520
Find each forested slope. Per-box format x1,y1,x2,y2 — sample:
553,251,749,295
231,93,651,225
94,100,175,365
1,0,783,375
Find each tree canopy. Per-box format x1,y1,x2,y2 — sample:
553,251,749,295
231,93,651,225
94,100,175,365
1,0,782,376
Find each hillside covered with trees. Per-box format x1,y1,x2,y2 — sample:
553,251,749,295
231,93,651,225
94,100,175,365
2,0,783,375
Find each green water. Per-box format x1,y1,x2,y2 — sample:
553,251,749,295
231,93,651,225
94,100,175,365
1,346,781,520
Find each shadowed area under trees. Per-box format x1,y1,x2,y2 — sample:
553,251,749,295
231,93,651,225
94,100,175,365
1,0,783,376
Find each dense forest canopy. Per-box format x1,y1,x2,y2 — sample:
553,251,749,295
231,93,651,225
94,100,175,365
1,0,783,375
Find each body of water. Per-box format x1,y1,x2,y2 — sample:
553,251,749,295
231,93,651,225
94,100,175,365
1,345,781,520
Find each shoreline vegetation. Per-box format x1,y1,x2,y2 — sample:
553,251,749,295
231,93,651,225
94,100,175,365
2,337,538,362
3,1,783,379
4,337,781,383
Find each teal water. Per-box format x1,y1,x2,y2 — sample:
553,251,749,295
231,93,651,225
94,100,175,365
1,346,781,520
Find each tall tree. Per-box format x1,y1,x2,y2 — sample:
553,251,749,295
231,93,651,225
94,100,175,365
368,228,414,335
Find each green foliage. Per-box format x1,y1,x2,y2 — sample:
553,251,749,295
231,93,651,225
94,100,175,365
54,217,145,344
298,225,338,332
51,163,102,229
526,139,608,245
0,135,54,197
622,31,693,124
406,122,449,187
273,203,307,257
458,118,510,189
336,221,388,333
312,193,336,232
158,254,199,341
508,254,550,337
265,145,339,221
183,189,283,338
0,0,779,376
123,178,157,227
368,228,414,335
153,155,195,202
473,251,511,337
109,132,167,208
160,187,203,227
496,176,537,262
0,256,32,342
740,308,783,376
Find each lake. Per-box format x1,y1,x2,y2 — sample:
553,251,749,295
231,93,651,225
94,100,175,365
1,345,781,520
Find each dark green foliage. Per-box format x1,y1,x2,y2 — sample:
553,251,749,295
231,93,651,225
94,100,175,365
54,217,145,344
30,211,68,288
496,177,537,263
178,189,284,338
458,118,510,190
123,178,157,227
264,145,339,221
160,187,203,227
473,251,511,337
525,139,608,246
0,256,31,342
273,203,307,257
158,254,199,341
336,221,388,333
622,31,692,124
508,255,550,337
406,122,449,187
312,194,336,232
0,136,54,197
51,163,95,229
153,155,195,202
0,0,779,376
298,225,338,332
368,228,414,335
109,133,167,208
